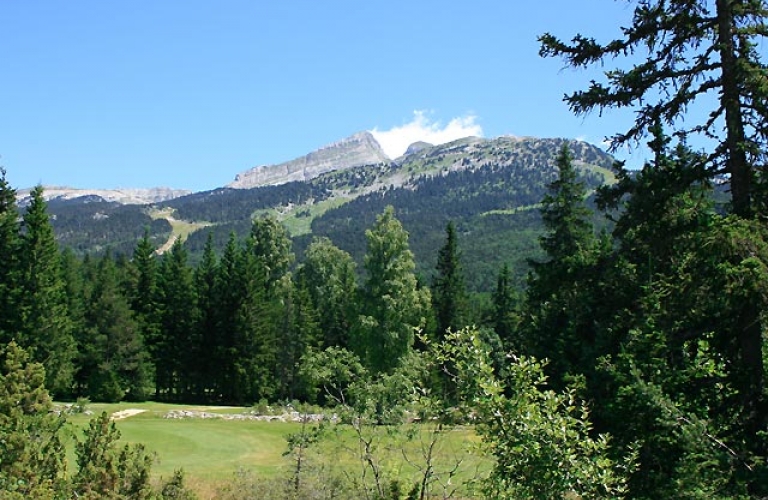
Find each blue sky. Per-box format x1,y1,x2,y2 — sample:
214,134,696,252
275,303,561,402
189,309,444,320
2,1,646,191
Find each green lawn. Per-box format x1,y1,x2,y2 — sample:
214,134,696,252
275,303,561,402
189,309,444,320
62,403,487,497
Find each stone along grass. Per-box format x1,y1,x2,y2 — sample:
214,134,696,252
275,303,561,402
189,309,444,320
62,402,487,497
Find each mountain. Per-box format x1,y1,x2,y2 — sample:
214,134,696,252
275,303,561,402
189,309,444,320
17,186,191,206
39,134,616,291
401,140,434,158
227,131,390,188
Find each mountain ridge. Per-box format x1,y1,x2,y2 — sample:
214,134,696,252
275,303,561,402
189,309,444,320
227,131,390,189
17,186,192,206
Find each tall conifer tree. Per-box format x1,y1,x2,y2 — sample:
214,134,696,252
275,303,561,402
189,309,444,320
17,186,76,396
156,239,198,400
0,168,20,342
539,0,768,219
432,221,468,338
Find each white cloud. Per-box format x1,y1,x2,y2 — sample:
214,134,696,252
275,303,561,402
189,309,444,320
370,111,483,159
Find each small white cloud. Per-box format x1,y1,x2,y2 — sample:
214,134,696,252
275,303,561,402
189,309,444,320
370,111,483,159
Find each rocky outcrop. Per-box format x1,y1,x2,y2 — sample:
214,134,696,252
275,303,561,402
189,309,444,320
17,186,191,206
228,131,390,189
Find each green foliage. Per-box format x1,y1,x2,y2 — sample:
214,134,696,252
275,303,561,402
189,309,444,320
431,221,469,338
432,328,636,499
353,207,431,374
72,412,151,498
156,239,199,401
0,341,68,499
297,237,357,349
17,186,77,396
490,264,520,352
0,168,21,345
158,470,198,500
82,254,152,402
539,0,768,218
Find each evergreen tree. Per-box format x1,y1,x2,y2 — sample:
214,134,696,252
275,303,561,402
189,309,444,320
248,215,294,295
537,143,593,265
431,221,468,338
276,272,320,401
595,135,768,496
231,245,279,404
524,144,596,383
213,232,241,403
490,264,518,352
0,168,21,343
194,232,219,401
17,186,76,396
353,206,431,374
156,239,198,401
71,412,154,499
83,254,151,402
539,0,768,219
0,341,68,498
128,230,160,387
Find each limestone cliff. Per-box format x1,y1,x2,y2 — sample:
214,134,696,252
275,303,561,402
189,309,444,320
228,131,390,189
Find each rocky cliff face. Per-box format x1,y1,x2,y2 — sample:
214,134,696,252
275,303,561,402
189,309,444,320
16,186,192,206
228,131,390,189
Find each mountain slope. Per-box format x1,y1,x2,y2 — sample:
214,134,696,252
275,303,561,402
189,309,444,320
43,135,616,291
227,131,389,188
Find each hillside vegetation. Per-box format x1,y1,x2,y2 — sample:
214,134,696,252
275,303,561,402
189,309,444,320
46,136,614,291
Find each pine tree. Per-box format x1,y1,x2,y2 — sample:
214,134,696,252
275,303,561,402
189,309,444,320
0,168,21,343
539,0,768,219
17,186,76,397
432,222,468,339
524,145,596,383
213,232,241,403
194,232,219,401
248,215,294,295
156,239,198,401
83,254,152,402
491,264,518,352
276,272,320,401
0,341,68,498
128,230,160,384
231,246,279,404
538,144,593,265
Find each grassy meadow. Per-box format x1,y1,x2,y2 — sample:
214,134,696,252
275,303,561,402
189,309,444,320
61,402,487,498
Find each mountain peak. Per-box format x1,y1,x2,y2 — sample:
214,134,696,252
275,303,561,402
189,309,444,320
228,131,390,189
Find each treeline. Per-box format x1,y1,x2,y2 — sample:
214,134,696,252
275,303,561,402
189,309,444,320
0,177,503,406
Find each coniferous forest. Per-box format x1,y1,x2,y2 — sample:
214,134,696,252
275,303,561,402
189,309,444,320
3,1,768,498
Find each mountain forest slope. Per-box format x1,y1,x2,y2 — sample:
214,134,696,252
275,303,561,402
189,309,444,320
45,135,615,292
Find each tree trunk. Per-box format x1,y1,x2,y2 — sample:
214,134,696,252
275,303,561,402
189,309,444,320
716,0,752,218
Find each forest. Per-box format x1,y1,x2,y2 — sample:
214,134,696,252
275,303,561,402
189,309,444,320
3,0,768,498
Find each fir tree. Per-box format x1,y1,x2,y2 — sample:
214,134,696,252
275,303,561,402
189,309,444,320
156,239,198,401
431,221,468,338
539,0,768,218
0,168,21,343
17,186,76,396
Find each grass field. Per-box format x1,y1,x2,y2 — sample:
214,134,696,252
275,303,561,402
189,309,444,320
62,402,487,498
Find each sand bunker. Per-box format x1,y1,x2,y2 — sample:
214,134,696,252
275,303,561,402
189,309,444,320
111,409,147,420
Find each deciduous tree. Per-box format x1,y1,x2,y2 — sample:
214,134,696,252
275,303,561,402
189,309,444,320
353,206,430,374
